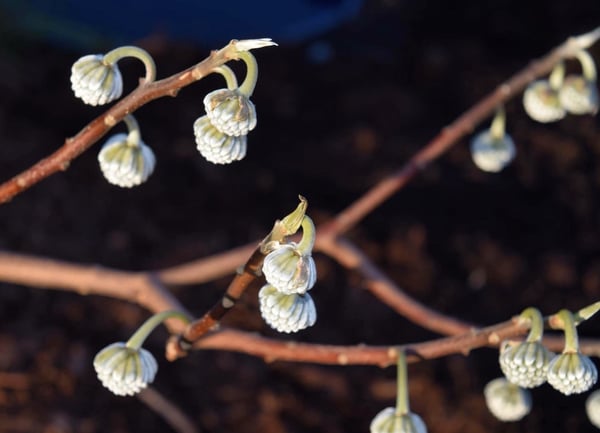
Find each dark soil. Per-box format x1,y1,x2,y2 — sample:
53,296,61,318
0,1,599,432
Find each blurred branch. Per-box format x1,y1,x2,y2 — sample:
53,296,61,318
138,387,199,433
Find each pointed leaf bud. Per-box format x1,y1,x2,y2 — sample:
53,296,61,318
547,352,598,395
586,389,600,428
499,341,555,388
258,284,317,333
523,80,566,123
470,130,516,172
369,407,428,433
559,75,599,115
204,89,257,136
98,133,156,187
93,342,158,396
484,378,532,422
71,54,123,106
193,115,247,164
232,38,278,52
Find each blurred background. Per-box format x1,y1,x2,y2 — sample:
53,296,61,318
0,0,599,432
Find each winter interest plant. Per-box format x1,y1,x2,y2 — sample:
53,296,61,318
1,26,600,433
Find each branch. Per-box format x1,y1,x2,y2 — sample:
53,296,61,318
0,40,250,204
138,387,199,433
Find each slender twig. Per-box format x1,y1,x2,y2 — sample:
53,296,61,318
138,387,199,433
0,40,251,204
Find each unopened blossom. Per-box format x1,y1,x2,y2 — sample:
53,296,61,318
204,89,257,136
193,115,247,164
586,389,600,428
98,133,156,187
484,377,532,422
369,407,428,433
499,341,554,388
71,54,123,106
559,75,599,115
523,80,566,123
547,352,598,395
470,130,516,172
258,284,317,333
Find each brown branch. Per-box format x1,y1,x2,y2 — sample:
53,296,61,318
318,27,600,238
0,41,250,204
138,387,199,433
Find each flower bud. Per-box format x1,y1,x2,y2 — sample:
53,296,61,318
258,284,317,333
71,54,123,106
499,341,554,388
262,244,317,295
547,352,598,395
470,130,516,172
98,133,156,187
484,377,532,422
586,389,600,428
193,116,247,164
93,342,158,396
204,89,257,136
559,75,599,115
369,407,428,433
523,80,566,123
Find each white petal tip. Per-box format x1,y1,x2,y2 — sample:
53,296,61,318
233,38,278,52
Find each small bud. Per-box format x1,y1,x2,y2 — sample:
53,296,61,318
499,341,554,388
258,284,317,333
547,352,598,395
484,377,532,422
193,115,247,164
586,389,600,428
93,342,158,396
470,130,516,172
522,80,566,123
204,89,257,136
233,38,278,52
262,244,317,295
369,407,428,433
559,75,599,115
71,54,123,106
98,133,156,187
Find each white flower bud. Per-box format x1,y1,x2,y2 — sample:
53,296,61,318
259,284,317,333
559,75,599,115
98,133,156,188
547,352,598,395
470,130,516,172
369,407,428,433
586,389,600,428
71,54,123,106
484,377,532,422
233,38,278,52
93,342,158,396
262,244,317,295
499,341,554,388
193,115,247,164
204,89,257,136
523,80,566,123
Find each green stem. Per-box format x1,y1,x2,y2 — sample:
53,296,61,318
520,307,544,342
237,51,259,97
575,301,600,324
123,114,142,147
126,311,191,350
296,216,316,256
213,65,239,90
395,349,409,416
575,49,597,81
103,45,156,83
489,106,506,140
556,309,579,353
549,62,565,90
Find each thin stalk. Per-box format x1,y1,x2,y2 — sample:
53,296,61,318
489,106,506,140
549,62,565,90
123,114,142,147
555,309,579,353
237,51,259,97
520,307,544,342
126,311,191,350
213,65,239,90
104,45,156,83
395,349,409,416
575,49,597,81
296,216,316,256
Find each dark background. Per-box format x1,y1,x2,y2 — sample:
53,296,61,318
0,0,599,432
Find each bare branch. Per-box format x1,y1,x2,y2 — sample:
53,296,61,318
138,387,199,433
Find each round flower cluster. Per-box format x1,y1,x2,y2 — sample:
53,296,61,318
369,407,427,433
98,132,156,188
499,341,554,388
259,215,318,333
484,377,532,422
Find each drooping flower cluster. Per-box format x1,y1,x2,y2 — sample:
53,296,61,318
523,50,598,122
470,106,516,172
194,39,277,164
258,201,318,333
484,377,532,422
586,389,600,428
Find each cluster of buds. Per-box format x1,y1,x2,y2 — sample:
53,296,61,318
523,49,598,122
258,197,318,333
194,39,277,164
487,305,599,423
470,106,516,172
370,350,428,433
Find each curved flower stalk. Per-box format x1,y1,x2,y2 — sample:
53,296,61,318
559,49,599,115
499,307,555,388
470,106,516,172
523,62,566,122
71,46,155,106
370,350,428,433
262,215,317,295
258,284,317,333
98,115,156,187
94,311,189,396
484,377,532,422
586,389,600,428
547,309,598,395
